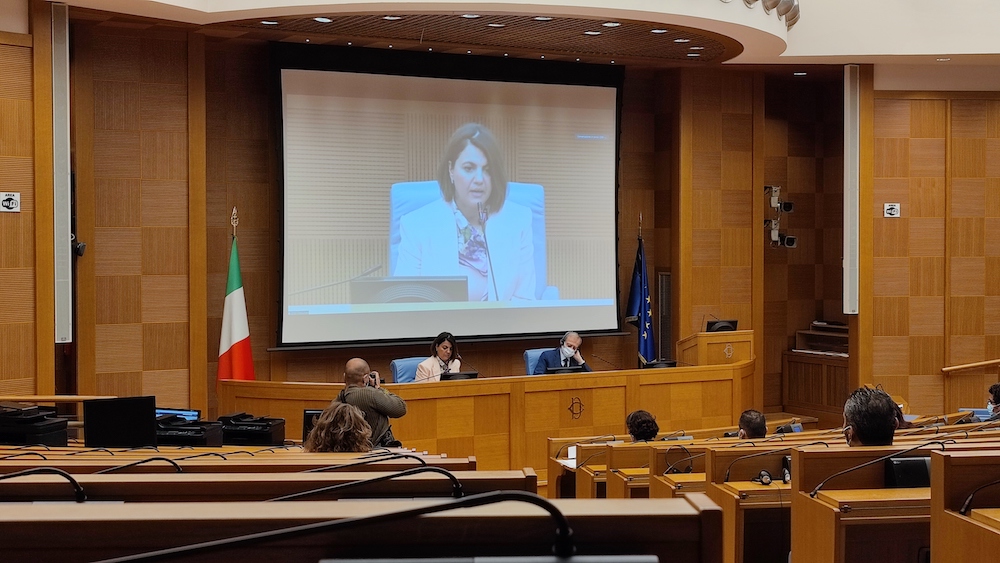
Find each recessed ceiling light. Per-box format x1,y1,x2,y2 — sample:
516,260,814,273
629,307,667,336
347,42,352,46
314,17,332,23
541,55,545,59
428,48,433,51
383,16,403,21
467,50,472,54
610,60,615,64
651,29,668,34
937,57,951,62
534,16,553,21
690,46,705,50
584,31,601,36
304,38,310,42
687,53,700,57
388,44,393,48
504,53,508,57
462,14,480,19
487,23,505,28
675,38,691,43
261,20,278,25
603,22,621,27
793,72,807,76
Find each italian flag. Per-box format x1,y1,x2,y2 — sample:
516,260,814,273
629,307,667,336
217,238,255,381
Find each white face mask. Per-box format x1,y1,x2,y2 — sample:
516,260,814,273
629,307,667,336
560,345,575,360
989,401,995,412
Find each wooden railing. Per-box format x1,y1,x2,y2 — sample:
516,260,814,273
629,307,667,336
941,358,1000,374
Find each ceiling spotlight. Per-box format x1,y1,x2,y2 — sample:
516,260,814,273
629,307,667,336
383,15,403,21
541,55,545,59
793,72,807,76
690,46,705,50
651,29,668,34
467,50,472,54
534,16,553,21
610,60,615,64
776,0,794,16
603,22,621,27
461,14,481,19
576,58,580,62
487,23,505,28
261,20,278,25
762,0,780,13
305,38,310,42
687,53,700,57
937,57,951,62
428,48,433,51
504,53,508,57
584,31,601,36
674,38,691,43
347,42,352,46
388,44,393,48
313,17,332,23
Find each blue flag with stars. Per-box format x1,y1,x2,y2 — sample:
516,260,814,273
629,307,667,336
625,237,655,365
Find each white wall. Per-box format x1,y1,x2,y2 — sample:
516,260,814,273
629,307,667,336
0,0,29,34
876,64,1000,91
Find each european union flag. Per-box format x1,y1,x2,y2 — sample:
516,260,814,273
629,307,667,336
625,237,655,365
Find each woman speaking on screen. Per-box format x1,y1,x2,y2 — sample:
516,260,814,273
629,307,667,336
394,123,536,301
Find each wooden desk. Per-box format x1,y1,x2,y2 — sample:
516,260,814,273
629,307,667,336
931,450,1000,561
607,467,650,498
651,472,706,498
220,360,757,475
0,469,537,502
0,496,724,563
0,455,477,474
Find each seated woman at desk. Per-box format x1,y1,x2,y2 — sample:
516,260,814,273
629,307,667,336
303,402,373,453
626,410,659,442
416,331,461,383
395,123,536,301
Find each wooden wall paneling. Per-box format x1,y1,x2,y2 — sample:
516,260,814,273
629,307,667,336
71,24,98,395
674,69,694,343
30,0,53,394
849,65,875,390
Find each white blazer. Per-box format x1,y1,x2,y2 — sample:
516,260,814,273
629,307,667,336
394,198,536,301
416,356,462,383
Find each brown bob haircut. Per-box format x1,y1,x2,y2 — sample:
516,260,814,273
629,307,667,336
303,401,373,453
437,123,509,212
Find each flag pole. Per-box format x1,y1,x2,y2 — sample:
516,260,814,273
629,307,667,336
231,206,239,239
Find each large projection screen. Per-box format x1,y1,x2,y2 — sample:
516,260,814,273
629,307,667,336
280,67,620,345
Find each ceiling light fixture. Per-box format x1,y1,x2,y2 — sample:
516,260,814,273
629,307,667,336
576,58,580,62
313,17,332,23
687,53,700,57
762,0,780,13
347,42,352,46
690,46,705,50
305,38,310,42
937,57,951,62
383,15,403,21
388,44,393,48
467,50,472,54
603,22,621,27
428,48,432,51
504,53,508,57
533,16,553,21
541,55,546,59
461,14,481,19
584,31,601,36
610,60,615,64
487,23,505,28
776,0,795,16
261,20,278,25
793,72,807,76
786,0,800,28
651,29,668,34
675,38,691,43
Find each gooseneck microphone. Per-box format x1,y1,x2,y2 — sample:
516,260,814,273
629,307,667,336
722,442,829,482
809,440,951,498
478,202,500,301
264,465,464,502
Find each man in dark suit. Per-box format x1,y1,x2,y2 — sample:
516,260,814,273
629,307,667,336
533,331,593,374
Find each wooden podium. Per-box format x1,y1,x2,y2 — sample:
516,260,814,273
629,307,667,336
676,330,753,366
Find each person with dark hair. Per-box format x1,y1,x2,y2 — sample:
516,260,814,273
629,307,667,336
303,402,373,453
738,409,767,439
843,387,898,446
336,358,407,448
416,331,461,383
394,123,536,301
626,410,659,442
533,331,592,374
985,382,1000,421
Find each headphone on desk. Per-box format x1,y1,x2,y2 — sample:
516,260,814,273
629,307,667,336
752,469,773,486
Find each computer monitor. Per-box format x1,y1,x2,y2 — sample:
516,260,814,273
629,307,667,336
302,409,324,442
440,371,478,381
642,359,677,369
705,319,738,332
83,396,157,448
545,365,586,375
155,407,200,422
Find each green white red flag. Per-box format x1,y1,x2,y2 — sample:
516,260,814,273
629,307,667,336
217,237,255,381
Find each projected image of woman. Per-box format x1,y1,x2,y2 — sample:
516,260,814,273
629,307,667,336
395,123,536,301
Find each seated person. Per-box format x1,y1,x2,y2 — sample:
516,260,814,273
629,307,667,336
626,410,659,442
303,402,373,453
842,387,898,446
738,409,767,439
394,123,536,301
336,358,408,448
533,331,593,374
416,331,461,383
987,382,1000,421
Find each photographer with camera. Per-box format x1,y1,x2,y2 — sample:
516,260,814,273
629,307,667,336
336,358,407,448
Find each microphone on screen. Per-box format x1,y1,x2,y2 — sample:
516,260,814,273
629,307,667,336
478,203,500,301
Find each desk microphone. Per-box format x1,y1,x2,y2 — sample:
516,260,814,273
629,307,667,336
960,477,1000,515
664,444,693,473
304,453,428,473
478,203,500,301
664,452,705,475
264,465,464,501
288,264,382,296
722,442,829,482
809,440,951,498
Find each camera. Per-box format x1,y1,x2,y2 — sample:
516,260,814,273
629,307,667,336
778,234,798,248
779,201,795,213
366,372,379,387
